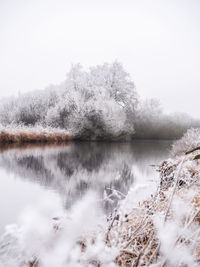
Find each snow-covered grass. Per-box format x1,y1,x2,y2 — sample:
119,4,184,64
0,192,118,267
111,154,200,266
171,128,200,157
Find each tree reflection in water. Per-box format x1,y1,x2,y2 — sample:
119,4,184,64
0,141,171,212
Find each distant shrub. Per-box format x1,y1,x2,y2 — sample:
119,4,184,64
134,99,200,140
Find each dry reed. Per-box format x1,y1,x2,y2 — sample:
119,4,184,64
0,130,71,145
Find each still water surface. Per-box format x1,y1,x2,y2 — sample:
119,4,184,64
0,141,172,234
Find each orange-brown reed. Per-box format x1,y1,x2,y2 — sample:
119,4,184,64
0,130,71,145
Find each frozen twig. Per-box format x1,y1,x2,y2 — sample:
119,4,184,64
185,146,200,155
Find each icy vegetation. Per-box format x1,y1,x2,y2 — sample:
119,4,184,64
0,62,199,140
1,131,200,266
171,128,200,157
0,193,118,267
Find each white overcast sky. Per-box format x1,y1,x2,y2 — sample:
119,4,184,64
0,0,199,117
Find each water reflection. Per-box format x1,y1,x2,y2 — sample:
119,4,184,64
0,141,172,231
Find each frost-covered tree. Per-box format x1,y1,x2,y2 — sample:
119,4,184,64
90,62,137,107
45,62,138,139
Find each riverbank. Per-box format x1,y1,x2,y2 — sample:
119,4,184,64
111,152,200,266
0,127,71,144
0,129,173,145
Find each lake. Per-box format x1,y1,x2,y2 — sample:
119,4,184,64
0,140,172,235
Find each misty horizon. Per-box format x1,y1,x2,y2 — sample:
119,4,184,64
0,0,200,117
